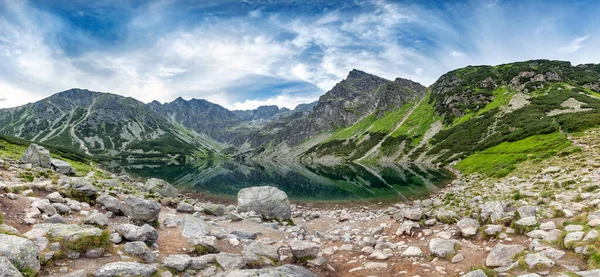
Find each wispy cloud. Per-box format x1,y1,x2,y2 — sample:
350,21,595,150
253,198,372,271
0,0,599,110
558,35,590,53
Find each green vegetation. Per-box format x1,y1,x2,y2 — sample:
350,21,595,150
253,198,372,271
452,87,515,126
455,133,571,177
48,230,111,259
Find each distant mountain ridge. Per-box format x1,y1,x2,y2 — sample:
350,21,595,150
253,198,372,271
2,59,600,179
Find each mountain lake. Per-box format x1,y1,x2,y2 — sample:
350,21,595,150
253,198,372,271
106,160,454,202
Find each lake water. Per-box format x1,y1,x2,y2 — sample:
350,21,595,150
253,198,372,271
107,160,454,202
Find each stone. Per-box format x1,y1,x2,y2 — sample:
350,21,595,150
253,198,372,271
84,212,109,227
539,222,556,230
231,229,257,240
45,214,66,224
123,196,160,224
565,225,584,232
585,230,599,242
32,199,57,216
0,256,24,277
21,144,51,168
189,254,217,270
480,201,504,223
526,229,562,242
237,186,291,221
428,238,456,258
51,159,76,175
144,178,178,198
0,223,19,235
290,240,320,259
396,220,419,235
96,195,123,214
461,269,487,277
564,231,585,247
123,241,157,263
577,269,600,277
163,216,182,228
46,192,64,203
400,208,422,221
162,254,192,272
52,203,71,214
93,262,158,277
112,224,158,242
85,248,104,258
369,249,388,260
485,244,525,267
176,202,194,213
215,253,245,271
0,234,40,275
203,204,226,216
452,253,465,263
188,235,219,254
542,166,561,174
68,178,99,199
214,264,318,277
401,246,423,257
517,206,537,218
457,218,480,237
436,210,458,223
182,214,209,238
524,253,555,269
241,241,279,262
484,225,503,236
515,216,538,227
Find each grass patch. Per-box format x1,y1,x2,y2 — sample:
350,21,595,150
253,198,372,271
455,132,571,177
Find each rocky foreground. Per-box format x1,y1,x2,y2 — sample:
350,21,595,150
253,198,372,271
2,129,600,277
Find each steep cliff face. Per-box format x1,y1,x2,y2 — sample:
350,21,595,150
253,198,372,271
236,70,427,152
0,89,221,158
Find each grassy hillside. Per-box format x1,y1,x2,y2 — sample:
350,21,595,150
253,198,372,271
0,135,93,174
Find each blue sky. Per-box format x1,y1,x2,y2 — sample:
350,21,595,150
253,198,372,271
0,0,598,110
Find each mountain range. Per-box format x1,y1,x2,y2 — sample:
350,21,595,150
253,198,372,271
1,59,600,176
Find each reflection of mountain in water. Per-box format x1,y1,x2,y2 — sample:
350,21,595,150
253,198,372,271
110,160,453,201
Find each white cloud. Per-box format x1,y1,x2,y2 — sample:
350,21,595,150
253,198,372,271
248,9,262,18
558,35,590,53
451,51,465,57
232,92,320,110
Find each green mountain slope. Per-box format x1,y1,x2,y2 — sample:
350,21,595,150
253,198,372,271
297,60,600,177
0,89,222,159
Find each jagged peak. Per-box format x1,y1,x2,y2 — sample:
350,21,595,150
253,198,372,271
346,69,372,80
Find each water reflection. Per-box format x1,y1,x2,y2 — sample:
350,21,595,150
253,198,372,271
107,159,454,201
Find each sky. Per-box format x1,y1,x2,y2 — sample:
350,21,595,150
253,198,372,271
0,0,599,110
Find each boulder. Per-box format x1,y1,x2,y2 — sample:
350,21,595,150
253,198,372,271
188,235,219,254
231,229,257,240
484,225,503,236
203,204,225,216
241,241,279,263
214,264,318,277
93,262,158,277
52,203,71,214
123,241,157,263
524,253,555,269
485,244,525,267
123,196,160,224
289,240,320,259
517,206,537,218
112,224,158,242
96,195,123,214
144,178,178,198
457,218,480,237
68,178,99,199
32,199,57,216
162,254,192,272
215,253,245,271
46,192,64,203
0,234,40,275
21,144,51,168
182,214,209,238
237,186,291,221
84,212,109,227
176,202,194,213
401,246,423,257
400,208,423,221
51,159,76,175
0,256,23,277
480,201,505,223
428,238,456,258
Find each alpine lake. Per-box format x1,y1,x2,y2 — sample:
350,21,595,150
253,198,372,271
106,159,454,203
